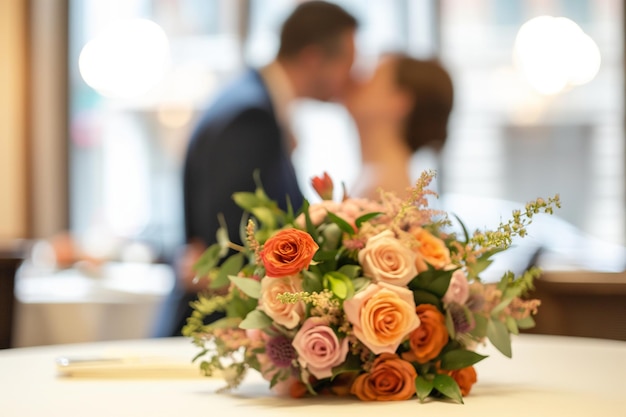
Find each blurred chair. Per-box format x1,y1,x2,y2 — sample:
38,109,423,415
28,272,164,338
524,270,626,341
0,246,23,349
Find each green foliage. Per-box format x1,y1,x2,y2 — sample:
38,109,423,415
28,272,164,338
323,271,355,300
487,319,512,358
331,354,362,379
412,289,443,310
239,309,273,330
409,266,455,298
355,212,382,228
326,211,355,235
415,376,434,403
211,253,245,289
228,275,261,299
440,350,488,371
193,244,223,277
433,374,464,404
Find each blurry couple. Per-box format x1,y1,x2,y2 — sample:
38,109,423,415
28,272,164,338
157,1,453,336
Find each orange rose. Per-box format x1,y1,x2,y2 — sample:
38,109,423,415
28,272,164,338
261,228,319,277
404,304,449,363
447,366,477,396
289,380,309,398
350,353,417,401
344,282,420,354
411,227,451,272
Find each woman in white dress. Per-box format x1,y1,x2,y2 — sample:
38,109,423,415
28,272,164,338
345,54,454,199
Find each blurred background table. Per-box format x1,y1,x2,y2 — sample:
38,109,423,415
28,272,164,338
0,334,624,417
13,262,174,347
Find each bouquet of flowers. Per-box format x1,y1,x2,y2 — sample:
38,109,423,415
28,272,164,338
183,171,560,403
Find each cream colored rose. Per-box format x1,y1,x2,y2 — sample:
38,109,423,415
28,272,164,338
358,230,418,287
344,282,420,354
259,275,305,329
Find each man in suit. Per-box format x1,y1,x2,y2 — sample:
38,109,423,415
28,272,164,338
155,1,358,336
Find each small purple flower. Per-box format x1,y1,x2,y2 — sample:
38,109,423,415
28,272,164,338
265,335,297,368
449,303,476,334
466,293,485,312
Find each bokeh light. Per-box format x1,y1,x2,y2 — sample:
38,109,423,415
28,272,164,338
513,16,601,95
78,19,170,99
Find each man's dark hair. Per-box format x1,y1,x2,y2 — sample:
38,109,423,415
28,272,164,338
277,1,358,59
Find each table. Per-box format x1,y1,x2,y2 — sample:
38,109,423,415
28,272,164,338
13,262,175,347
1,335,624,417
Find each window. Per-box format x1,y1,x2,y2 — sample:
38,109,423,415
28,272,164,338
68,0,625,270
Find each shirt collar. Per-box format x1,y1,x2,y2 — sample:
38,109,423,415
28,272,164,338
259,61,296,128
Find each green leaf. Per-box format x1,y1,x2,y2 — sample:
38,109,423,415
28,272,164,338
470,313,488,339
409,267,455,298
225,293,257,318
210,253,245,289
516,315,536,329
415,376,434,403
331,354,362,378
452,213,470,244
284,195,295,224
490,296,514,317
440,349,488,371
352,277,371,293
302,269,323,293
445,309,456,339
337,264,361,279
232,192,266,212
354,212,382,229
228,275,261,299
412,289,442,310
193,244,222,277
319,223,342,251
206,317,242,331
323,271,355,300
487,319,512,358
326,211,355,235
506,315,519,335
239,309,273,330
300,200,320,242
314,249,339,262
250,207,277,229
433,374,464,404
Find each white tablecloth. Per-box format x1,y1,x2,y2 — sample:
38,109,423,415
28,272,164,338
13,262,175,347
0,335,624,417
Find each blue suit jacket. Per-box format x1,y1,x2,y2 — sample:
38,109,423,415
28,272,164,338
184,69,303,247
154,69,303,337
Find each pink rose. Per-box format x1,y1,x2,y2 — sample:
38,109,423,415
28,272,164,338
292,317,349,379
344,282,420,354
295,201,341,227
259,275,305,329
358,230,418,286
443,269,470,305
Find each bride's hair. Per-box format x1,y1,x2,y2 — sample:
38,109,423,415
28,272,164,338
393,55,454,152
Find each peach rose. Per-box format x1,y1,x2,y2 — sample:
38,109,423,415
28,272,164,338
443,269,470,305
261,228,319,278
447,366,477,396
292,317,349,379
259,274,305,329
295,200,341,227
358,230,418,286
350,353,417,401
404,304,449,363
411,227,451,272
344,282,420,354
